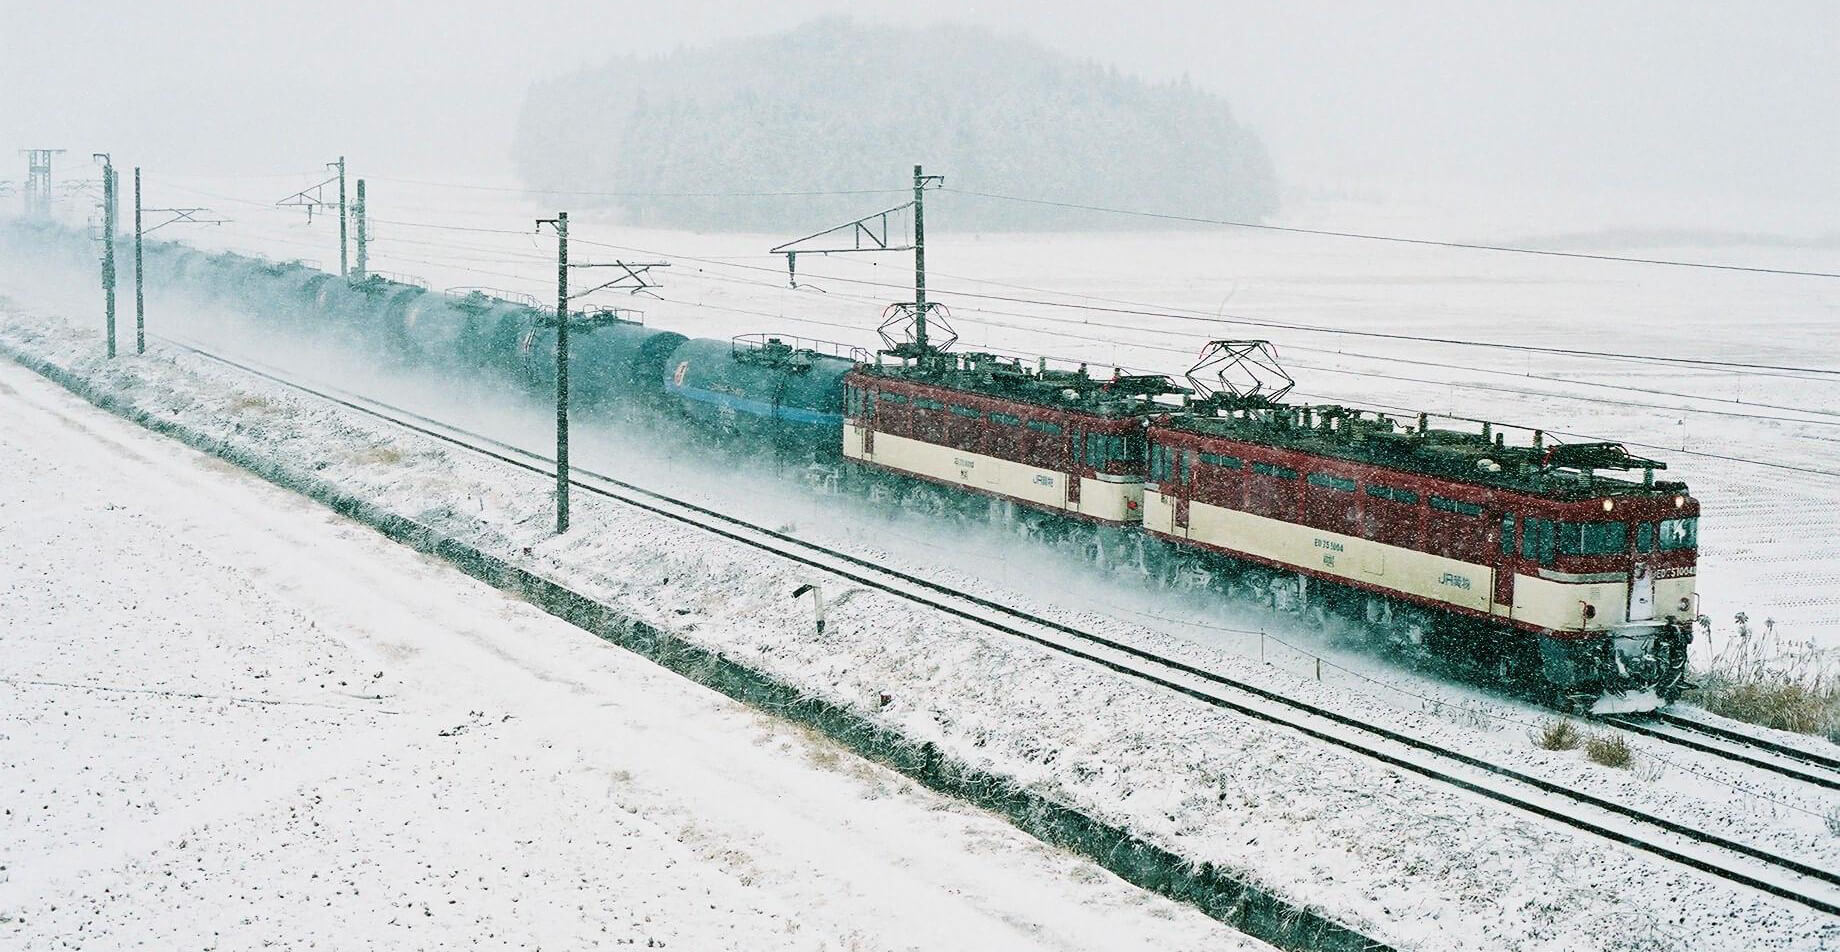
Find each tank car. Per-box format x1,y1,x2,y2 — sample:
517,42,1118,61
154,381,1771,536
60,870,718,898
662,334,857,458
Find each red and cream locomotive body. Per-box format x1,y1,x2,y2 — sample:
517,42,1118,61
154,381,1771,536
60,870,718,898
1145,405,1697,701
842,352,1174,528
836,341,1696,703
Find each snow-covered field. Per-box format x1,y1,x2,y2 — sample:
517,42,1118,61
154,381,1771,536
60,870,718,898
0,357,1262,949
2,274,1836,947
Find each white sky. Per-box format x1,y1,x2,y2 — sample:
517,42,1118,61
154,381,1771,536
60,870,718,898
3,0,1837,227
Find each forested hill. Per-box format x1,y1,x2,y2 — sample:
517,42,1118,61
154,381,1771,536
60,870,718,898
512,19,1278,232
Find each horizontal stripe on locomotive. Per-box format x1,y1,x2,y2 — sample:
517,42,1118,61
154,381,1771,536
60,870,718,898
1145,491,1695,633
668,382,843,426
845,425,1142,524
1143,491,1495,614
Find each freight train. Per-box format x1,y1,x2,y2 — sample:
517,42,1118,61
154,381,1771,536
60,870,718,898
12,222,1701,708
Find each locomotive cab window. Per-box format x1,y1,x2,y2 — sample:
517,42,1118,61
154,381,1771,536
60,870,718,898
1521,517,1556,564
1636,522,1654,553
1500,514,1515,555
1658,516,1698,550
1556,521,1627,557
1084,432,1135,469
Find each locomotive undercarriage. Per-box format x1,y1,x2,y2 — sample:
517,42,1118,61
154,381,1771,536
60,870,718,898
828,458,1689,709
1137,539,1691,708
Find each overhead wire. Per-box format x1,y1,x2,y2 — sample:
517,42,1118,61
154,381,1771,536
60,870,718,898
942,187,1840,281
332,219,1840,439
149,197,1840,481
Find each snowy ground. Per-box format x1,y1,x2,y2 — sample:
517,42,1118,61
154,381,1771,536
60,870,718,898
1,288,1836,948
0,357,1263,950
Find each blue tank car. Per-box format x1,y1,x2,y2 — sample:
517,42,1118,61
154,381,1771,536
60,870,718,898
660,335,860,458
513,312,688,416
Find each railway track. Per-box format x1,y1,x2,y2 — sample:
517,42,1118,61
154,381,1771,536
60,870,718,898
160,337,1840,918
1604,711,1840,791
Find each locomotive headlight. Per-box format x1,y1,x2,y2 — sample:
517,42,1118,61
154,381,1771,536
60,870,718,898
1674,496,1685,509
1603,499,1614,512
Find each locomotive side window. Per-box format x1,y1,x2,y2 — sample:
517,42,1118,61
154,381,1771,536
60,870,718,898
1500,514,1516,555
1026,420,1061,435
989,412,1021,426
880,392,906,405
1429,495,1483,517
1199,452,1241,469
1366,484,1419,505
1657,516,1698,550
1252,462,1298,479
1306,473,1356,492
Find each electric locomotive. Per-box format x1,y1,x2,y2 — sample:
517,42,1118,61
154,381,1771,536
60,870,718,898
1143,345,1696,704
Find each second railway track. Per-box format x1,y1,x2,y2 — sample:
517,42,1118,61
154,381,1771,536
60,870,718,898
160,336,1840,919
1605,711,1840,791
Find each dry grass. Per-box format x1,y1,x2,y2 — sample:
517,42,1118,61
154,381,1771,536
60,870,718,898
347,446,405,466
1533,717,1581,751
1690,615,1840,740
1584,733,1633,769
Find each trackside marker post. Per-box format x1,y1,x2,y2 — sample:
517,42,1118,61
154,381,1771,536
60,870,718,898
792,582,827,635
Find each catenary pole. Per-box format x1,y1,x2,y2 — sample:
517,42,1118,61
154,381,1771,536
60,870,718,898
96,155,116,358
335,156,348,278
912,164,927,351
134,167,144,354
353,178,368,279
535,211,571,534
555,211,569,533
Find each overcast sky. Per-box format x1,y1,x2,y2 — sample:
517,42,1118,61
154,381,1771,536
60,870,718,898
3,1,1836,227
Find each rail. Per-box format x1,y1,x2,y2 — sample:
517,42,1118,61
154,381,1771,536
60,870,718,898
137,335,1840,920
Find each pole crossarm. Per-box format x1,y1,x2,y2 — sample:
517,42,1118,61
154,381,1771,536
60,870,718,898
567,260,671,299
769,173,942,288
275,175,340,220
769,202,915,257
142,207,226,234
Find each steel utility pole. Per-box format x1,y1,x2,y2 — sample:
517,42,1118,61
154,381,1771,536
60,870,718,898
537,211,571,534
95,154,117,358
353,179,368,280
134,167,144,354
334,156,348,277
21,149,65,218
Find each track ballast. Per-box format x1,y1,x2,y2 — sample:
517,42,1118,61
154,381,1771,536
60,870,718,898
163,336,1840,918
